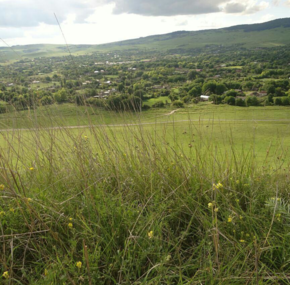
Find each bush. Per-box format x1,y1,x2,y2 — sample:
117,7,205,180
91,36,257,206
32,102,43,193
281,97,290,106
210,95,223,105
246,96,259,106
0,104,6,113
274,98,282,106
235,98,246,107
142,104,151,110
152,101,165,108
224,96,236,105
172,100,184,108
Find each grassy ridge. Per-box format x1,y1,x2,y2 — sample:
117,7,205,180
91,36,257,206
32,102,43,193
1,18,290,61
1,105,290,284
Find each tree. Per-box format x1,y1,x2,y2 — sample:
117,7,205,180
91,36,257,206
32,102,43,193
188,86,202,97
202,82,216,94
54,88,68,103
187,70,197,80
215,83,227,95
224,96,236,105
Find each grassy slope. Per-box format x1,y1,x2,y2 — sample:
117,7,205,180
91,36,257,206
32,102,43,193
1,103,290,284
1,18,290,62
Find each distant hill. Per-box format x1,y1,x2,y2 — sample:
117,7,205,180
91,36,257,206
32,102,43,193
1,18,290,61
99,18,290,51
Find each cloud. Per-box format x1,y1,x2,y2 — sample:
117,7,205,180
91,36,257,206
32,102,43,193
0,0,271,29
0,0,101,27
108,0,229,16
223,1,269,14
223,3,246,13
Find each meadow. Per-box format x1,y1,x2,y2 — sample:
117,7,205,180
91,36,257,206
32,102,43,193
1,104,290,284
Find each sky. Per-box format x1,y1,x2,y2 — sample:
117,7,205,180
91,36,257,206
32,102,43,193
0,0,289,46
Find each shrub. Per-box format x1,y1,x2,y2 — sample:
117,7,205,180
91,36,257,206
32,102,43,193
152,101,165,108
224,96,236,105
172,100,184,108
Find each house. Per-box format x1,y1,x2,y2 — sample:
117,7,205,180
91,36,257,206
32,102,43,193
32,81,40,84
105,81,111,85
8,83,14,86
196,69,203,72
94,71,99,74
200,95,210,101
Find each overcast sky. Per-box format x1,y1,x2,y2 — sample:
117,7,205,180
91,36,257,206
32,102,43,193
0,0,289,46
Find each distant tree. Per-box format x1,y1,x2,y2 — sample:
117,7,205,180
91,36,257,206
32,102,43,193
235,98,246,107
187,70,197,80
172,100,184,108
224,96,236,105
215,83,227,95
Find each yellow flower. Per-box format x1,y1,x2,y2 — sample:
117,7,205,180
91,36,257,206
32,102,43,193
69,218,73,221
214,208,219,212
68,223,73,228
148,231,154,239
213,182,223,190
29,167,34,171
235,199,240,203
228,216,233,223
239,240,245,243
27,198,32,202
208,203,213,208
239,215,243,220
236,180,239,184
2,271,9,279
165,255,172,261
9,208,14,213
44,269,48,276
76,261,82,269
0,184,5,190
246,234,250,237
84,136,88,140
0,211,5,216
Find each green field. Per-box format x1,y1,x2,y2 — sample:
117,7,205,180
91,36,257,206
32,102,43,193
1,103,290,283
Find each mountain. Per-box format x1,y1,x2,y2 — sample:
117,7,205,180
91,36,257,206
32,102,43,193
1,18,290,61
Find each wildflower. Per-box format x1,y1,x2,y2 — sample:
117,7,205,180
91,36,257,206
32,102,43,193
0,211,5,216
84,136,88,140
208,203,213,208
9,208,14,213
246,234,250,237
27,198,32,203
68,223,73,228
44,269,48,276
236,180,239,184
148,231,154,239
239,240,245,243
235,199,240,203
214,208,219,212
69,218,73,221
239,215,243,220
228,216,233,223
2,271,9,279
76,261,82,269
29,167,34,171
165,255,172,261
213,182,223,190
0,184,5,190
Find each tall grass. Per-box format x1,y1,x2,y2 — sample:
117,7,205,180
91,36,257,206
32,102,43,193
1,108,290,284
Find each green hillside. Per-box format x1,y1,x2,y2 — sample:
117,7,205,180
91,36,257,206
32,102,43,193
0,17,290,62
